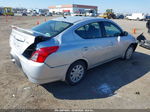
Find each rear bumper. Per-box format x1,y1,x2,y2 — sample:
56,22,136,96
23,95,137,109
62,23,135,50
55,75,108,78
10,49,69,84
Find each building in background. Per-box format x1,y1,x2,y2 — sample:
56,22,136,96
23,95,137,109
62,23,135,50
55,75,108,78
48,4,98,16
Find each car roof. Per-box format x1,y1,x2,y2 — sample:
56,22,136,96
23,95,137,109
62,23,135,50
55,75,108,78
53,16,105,24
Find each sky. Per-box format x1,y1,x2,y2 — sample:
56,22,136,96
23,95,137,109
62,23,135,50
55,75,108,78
0,0,149,13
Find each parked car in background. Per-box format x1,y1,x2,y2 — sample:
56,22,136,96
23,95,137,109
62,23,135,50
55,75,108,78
45,12,53,16
146,15,150,20
22,12,27,16
84,9,97,17
126,13,146,20
116,14,124,19
14,11,28,16
31,12,38,16
39,12,46,16
10,16,137,85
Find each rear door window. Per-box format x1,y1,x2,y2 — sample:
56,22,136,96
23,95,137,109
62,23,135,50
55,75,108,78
75,22,102,39
102,22,122,37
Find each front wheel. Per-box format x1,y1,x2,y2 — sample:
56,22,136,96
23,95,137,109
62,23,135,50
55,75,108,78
124,45,134,60
66,61,87,85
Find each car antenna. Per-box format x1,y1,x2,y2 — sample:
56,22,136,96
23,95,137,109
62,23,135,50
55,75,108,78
62,13,67,19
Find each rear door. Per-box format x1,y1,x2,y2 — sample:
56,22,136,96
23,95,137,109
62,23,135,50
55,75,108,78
75,22,116,66
100,21,125,59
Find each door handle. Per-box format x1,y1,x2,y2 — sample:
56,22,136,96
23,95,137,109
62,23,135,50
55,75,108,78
82,47,88,51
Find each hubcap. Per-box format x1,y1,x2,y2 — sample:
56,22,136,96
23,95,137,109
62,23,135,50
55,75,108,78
70,65,84,83
126,47,133,59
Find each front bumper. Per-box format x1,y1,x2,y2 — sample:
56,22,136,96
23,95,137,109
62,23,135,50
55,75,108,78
10,49,69,84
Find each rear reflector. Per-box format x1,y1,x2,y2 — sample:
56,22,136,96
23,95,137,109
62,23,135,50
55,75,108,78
30,46,59,63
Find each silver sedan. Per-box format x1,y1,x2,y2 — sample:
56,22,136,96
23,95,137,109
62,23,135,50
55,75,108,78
10,16,137,85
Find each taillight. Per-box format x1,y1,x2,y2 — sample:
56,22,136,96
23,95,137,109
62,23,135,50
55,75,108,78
30,46,59,63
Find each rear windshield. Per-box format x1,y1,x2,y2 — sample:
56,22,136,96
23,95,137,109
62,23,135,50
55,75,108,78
32,20,72,37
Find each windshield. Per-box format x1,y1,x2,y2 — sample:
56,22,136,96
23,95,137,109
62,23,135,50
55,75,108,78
32,20,72,37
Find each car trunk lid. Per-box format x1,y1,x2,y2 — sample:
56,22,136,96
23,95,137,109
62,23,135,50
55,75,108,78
10,26,49,55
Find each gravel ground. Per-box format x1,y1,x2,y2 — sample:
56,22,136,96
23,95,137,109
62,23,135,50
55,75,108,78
0,16,150,109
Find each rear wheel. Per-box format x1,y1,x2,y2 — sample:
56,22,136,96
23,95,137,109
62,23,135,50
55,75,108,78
66,61,87,85
124,45,134,60
137,18,140,21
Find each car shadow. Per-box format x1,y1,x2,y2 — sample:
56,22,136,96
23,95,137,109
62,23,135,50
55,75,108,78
42,52,150,100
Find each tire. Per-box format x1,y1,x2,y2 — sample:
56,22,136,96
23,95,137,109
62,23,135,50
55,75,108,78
124,45,135,60
137,18,140,21
66,61,87,85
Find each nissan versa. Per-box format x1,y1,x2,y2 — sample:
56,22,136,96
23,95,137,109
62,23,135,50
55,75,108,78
9,16,137,85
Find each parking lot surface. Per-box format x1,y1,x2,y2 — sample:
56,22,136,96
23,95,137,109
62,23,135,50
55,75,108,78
0,16,150,109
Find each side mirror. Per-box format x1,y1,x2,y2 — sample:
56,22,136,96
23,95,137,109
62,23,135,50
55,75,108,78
122,31,128,36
